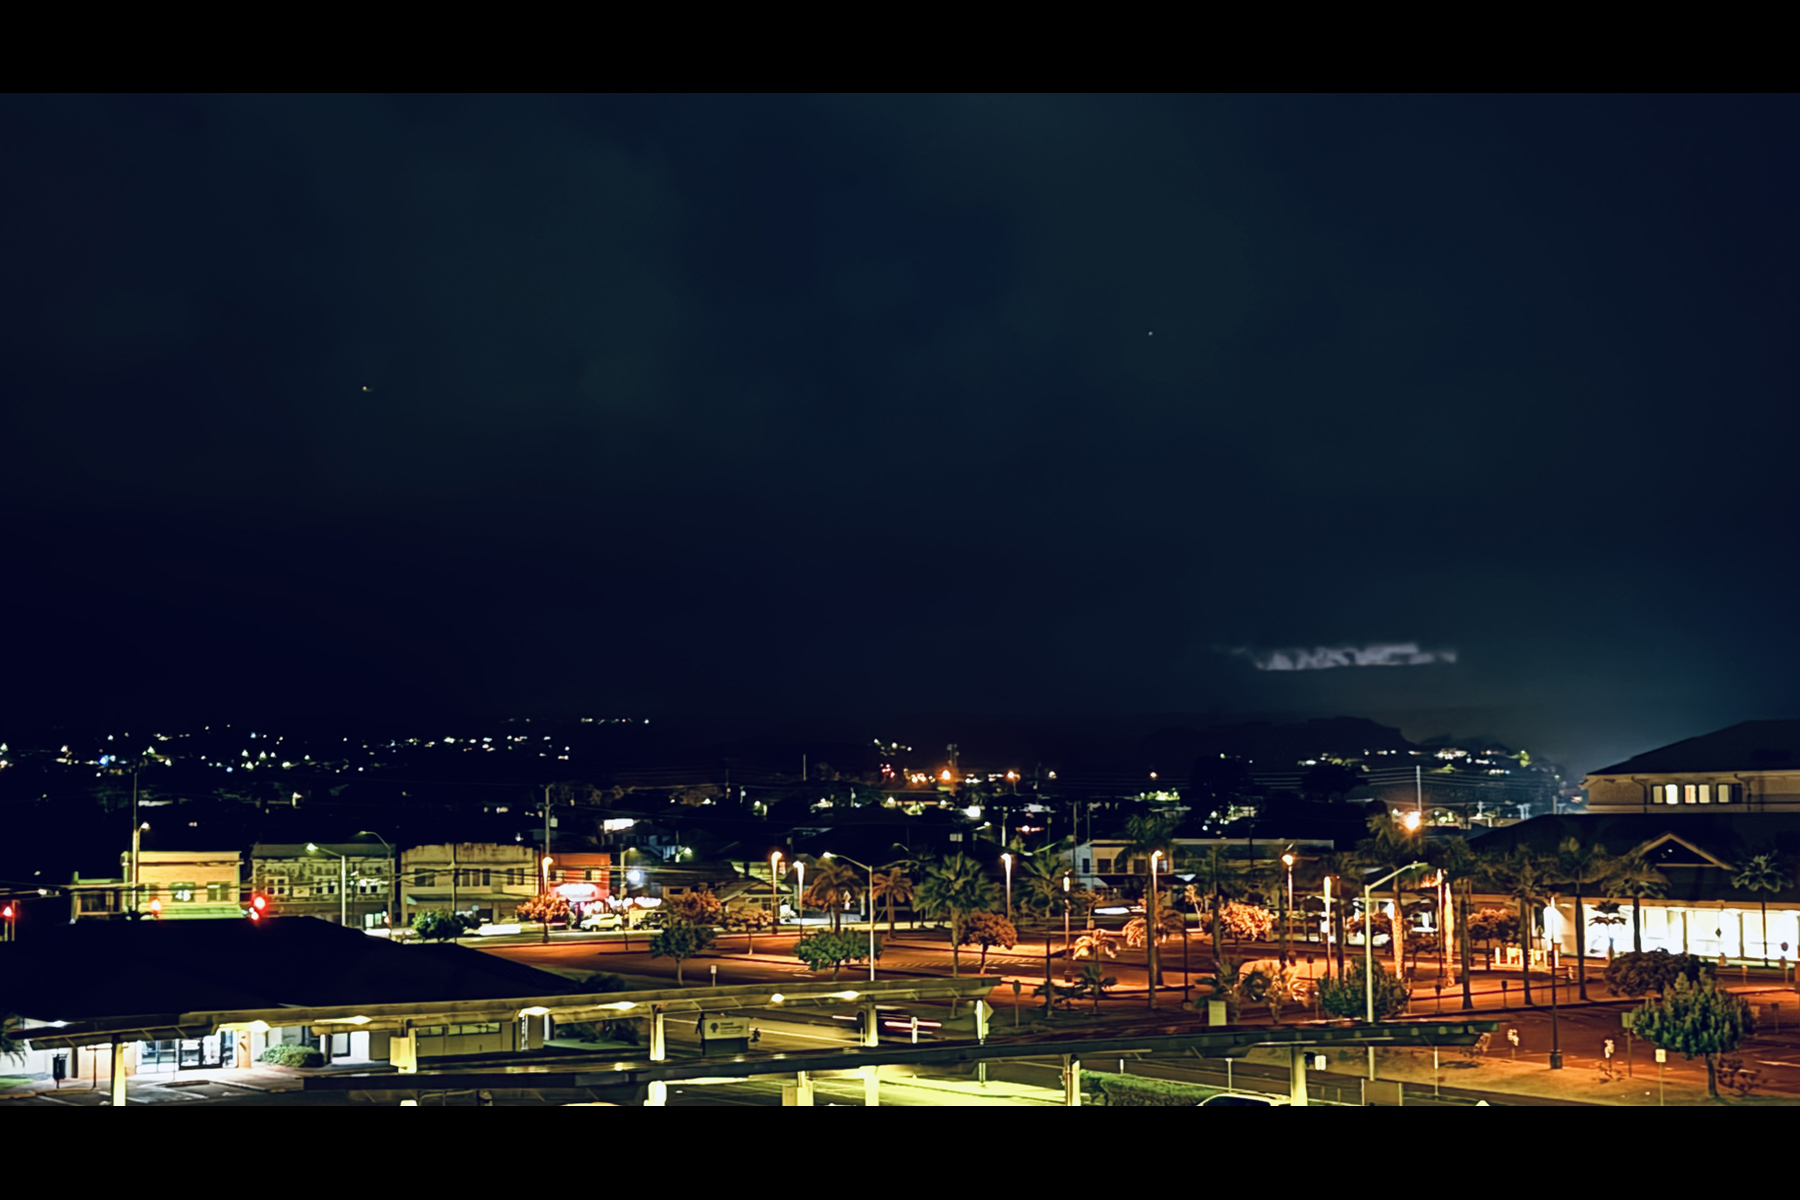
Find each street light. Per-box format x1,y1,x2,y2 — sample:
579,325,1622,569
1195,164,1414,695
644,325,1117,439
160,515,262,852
131,822,149,917
770,851,783,936
355,830,396,940
795,859,806,927
1062,872,1073,963
1281,850,1296,963
822,853,877,982
306,843,349,928
1001,852,1014,922
1147,850,1164,1010
1364,860,1428,1080
541,856,555,944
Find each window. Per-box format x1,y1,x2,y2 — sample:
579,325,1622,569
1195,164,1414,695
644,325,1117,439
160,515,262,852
357,876,384,895
207,882,227,902
481,869,492,888
1080,859,1091,873
1697,784,1712,804
1096,858,1113,873
267,876,290,896
1719,783,1735,804
171,882,196,902
414,870,430,887
1664,785,1680,805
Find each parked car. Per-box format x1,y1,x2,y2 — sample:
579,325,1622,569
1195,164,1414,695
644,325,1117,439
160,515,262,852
579,910,622,931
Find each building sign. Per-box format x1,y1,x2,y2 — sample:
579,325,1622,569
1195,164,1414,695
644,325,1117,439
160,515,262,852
703,1016,750,1040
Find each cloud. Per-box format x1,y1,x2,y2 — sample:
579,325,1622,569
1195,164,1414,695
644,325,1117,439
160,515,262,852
1226,643,1458,671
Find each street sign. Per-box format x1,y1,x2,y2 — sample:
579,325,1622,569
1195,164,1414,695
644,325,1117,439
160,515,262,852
1655,1048,1667,1064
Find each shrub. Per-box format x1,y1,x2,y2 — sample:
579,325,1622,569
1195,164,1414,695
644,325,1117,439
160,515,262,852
1081,1070,1215,1106
258,1044,325,1068
1606,949,1712,997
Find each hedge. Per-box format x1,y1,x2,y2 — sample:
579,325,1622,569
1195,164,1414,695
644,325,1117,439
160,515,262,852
1080,1070,1214,1106
258,1044,325,1068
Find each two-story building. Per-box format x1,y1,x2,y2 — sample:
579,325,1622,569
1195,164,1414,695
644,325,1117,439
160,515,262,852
251,842,395,929
399,842,540,927
69,850,242,920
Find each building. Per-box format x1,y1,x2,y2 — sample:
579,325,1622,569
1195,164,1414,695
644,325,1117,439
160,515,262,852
69,850,242,920
399,842,539,927
1583,720,1800,812
251,842,395,929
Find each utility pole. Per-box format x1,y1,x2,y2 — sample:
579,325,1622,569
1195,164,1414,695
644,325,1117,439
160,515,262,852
130,768,140,915
1415,764,1423,816
542,784,553,945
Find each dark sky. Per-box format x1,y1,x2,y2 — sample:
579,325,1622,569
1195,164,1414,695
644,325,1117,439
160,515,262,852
4,94,1796,772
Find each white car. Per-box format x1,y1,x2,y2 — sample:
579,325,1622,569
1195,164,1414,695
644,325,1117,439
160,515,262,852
579,910,623,931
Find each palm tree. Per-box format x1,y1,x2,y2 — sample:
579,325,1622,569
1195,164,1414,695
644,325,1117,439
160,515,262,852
1183,846,1246,975
1121,812,1181,993
1732,852,1787,966
1016,849,1066,924
1590,902,1627,959
1314,851,1361,983
870,864,914,935
913,852,1001,977
803,857,860,933
1611,855,1668,954
1356,814,1424,975
1554,837,1617,999
1497,849,1550,1006
1435,838,1482,1011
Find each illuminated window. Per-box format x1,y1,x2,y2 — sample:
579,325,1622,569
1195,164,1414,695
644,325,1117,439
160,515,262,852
1697,784,1712,804
1719,783,1735,804
1685,784,1698,804
1665,785,1680,805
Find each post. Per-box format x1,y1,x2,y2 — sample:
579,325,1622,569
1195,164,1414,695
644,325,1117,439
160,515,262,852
649,1007,667,1062
645,1080,668,1106
867,860,876,981
339,854,348,928
1549,945,1563,1069
1289,1046,1309,1106
770,851,783,939
1146,851,1161,1009
1062,1055,1082,1106
1364,881,1376,1081
863,1065,880,1106
860,1002,879,1048
542,785,553,945
110,1038,127,1106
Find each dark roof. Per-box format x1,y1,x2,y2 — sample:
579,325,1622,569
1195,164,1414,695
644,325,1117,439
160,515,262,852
0,916,577,1024
1589,720,1800,776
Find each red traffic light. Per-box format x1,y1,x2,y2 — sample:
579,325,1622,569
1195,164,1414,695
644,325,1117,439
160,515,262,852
2,905,13,919
251,894,268,911
149,898,162,918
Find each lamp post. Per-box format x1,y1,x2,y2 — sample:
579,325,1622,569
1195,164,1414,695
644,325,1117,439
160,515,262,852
1001,852,1014,923
823,853,877,982
1365,859,1428,1080
306,843,349,927
541,856,554,944
130,821,149,916
1062,872,1072,964
355,830,395,940
770,851,784,937
1147,850,1163,1010
1280,850,1295,966
795,859,806,928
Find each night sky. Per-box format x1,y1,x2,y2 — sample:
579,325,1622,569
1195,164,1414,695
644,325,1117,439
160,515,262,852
4,94,1797,771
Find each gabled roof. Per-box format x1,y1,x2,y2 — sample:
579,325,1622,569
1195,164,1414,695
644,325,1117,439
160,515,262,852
1637,833,1732,870
1589,720,1800,777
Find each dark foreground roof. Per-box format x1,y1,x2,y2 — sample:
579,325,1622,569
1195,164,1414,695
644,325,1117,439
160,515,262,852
0,916,576,1024
1590,720,1800,776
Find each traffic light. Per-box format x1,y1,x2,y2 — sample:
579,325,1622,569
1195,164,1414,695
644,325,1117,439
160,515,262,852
248,893,268,922
149,898,162,920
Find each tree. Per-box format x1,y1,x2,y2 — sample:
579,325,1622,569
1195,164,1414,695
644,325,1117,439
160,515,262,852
1319,958,1410,1019
1301,760,1367,804
1078,962,1117,1014
1495,850,1550,1006
1314,850,1361,982
412,909,477,941
649,920,717,985
1184,846,1247,974
1356,813,1426,975
1590,902,1627,959
515,894,571,925
1434,837,1483,1011
1220,900,1274,943
1605,949,1711,998
1071,928,1121,961
1732,852,1787,966
1611,855,1669,955
1016,851,1067,922
1553,836,1617,999
667,888,723,926
1467,907,1519,956
1623,973,1755,1097
1118,812,1181,878
913,852,1000,976
870,865,914,934
803,858,860,932
960,911,1018,972
793,929,881,980
1124,909,1186,949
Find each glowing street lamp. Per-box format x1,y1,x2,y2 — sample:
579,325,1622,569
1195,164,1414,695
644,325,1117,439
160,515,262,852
1147,850,1164,1010
770,851,784,936
1364,860,1427,1080
1281,850,1296,962
795,859,806,926
1001,853,1014,922
1062,872,1073,961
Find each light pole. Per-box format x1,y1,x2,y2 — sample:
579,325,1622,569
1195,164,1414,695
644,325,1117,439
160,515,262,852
130,822,149,917
306,843,349,927
541,856,554,944
1147,850,1163,1010
795,859,806,928
770,851,784,938
823,853,877,982
356,830,395,940
1062,873,1072,964
1281,850,1295,966
1365,860,1428,1080
1001,852,1014,923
